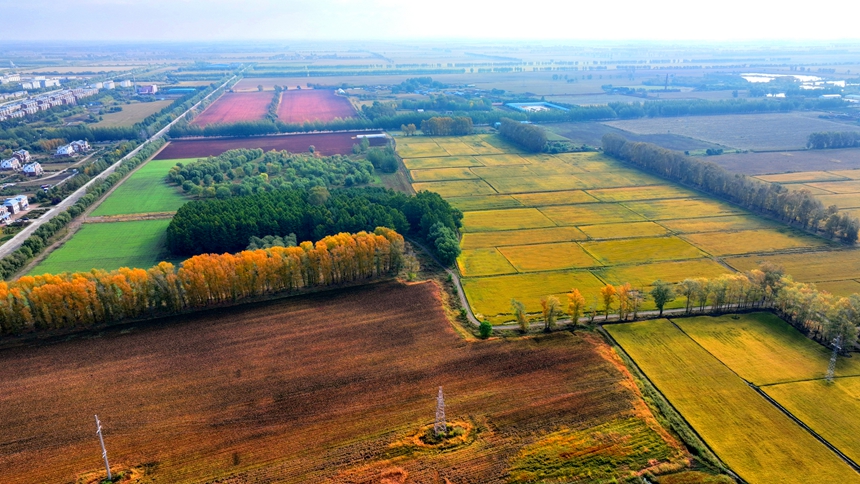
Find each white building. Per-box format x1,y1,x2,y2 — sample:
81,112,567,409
3,195,29,214
119,80,132,87
42,79,60,88
22,162,43,177
12,150,30,164
103,81,115,89
0,158,21,171
56,145,76,157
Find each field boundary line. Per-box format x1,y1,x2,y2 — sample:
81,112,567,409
669,318,860,475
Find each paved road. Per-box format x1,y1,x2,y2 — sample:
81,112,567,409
0,76,235,260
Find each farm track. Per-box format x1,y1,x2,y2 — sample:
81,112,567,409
0,75,236,262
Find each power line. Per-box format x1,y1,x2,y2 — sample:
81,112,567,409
95,415,112,481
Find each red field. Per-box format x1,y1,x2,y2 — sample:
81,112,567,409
155,131,387,158
0,281,687,483
277,89,355,123
191,92,274,126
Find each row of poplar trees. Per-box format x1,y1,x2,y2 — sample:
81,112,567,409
0,228,404,335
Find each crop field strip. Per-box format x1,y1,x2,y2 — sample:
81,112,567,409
663,313,860,471
0,282,689,483
90,158,190,217
399,134,860,324
607,319,860,483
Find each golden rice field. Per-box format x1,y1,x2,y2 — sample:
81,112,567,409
397,134,860,323
607,318,860,484
754,168,860,225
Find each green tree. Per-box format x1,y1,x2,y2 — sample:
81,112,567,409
479,321,492,339
511,298,528,333
650,280,675,317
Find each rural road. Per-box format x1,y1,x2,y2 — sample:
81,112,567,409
0,75,236,260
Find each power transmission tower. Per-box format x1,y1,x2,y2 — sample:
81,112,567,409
94,415,112,481
434,386,446,436
826,334,842,384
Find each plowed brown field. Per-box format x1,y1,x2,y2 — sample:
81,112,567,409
0,281,650,483
277,89,355,123
191,92,274,126
154,131,387,158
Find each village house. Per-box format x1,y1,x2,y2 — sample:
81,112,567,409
3,195,29,215
0,158,22,171
12,150,31,164
22,162,43,177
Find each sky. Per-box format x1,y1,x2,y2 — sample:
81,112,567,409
2,0,859,42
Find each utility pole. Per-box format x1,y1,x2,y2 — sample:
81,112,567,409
434,386,446,436
95,415,112,481
827,334,842,384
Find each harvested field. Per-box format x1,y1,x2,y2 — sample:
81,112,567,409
756,171,851,184
29,219,175,275
578,221,670,240
681,229,827,256
607,319,860,484
90,159,188,217
462,270,606,322
191,91,274,126
581,236,704,265
276,89,355,123
707,148,860,175
498,241,600,272
549,121,725,151
460,227,587,250
603,112,852,151
806,180,860,194
540,203,646,226
815,193,860,209
461,208,556,232
457,248,517,276
0,282,684,483
93,100,173,128
155,131,387,159
624,198,742,220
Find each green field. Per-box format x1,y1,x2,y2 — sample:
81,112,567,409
90,158,190,216
398,134,860,322
29,219,178,275
607,319,860,483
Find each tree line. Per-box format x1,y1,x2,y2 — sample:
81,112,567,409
419,117,474,136
166,147,374,198
166,187,462,264
498,118,547,152
514,263,859,350
807,131,860,149
602,134,860,243
0,228,404,336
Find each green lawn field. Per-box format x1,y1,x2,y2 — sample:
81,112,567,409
29,220,179,275
89,158,190,216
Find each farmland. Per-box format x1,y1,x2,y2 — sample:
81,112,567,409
603,112,854,151
28,219,176,275
399,134,859,324
156,131,387,158
707,148,860,175
0,281,693,483
89,158,189,217
277,89,355,123
607,317,860,484
93,100,174,127
191,91,274,126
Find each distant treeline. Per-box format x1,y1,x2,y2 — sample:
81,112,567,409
420,117,474,136
167,187,462,264
602,134,860,244
807,131,860,150
498,118,547,152
0,229,404,336
246,68,467,78
0,139,167,281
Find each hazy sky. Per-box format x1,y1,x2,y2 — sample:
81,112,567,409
3,0,859,42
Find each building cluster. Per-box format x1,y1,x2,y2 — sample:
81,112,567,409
0,74,21,84
0,195,29,224
0,86,99,122
55,140,90,157
0,150,42,177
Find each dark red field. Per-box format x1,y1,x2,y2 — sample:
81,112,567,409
0,281,646,483
277,89,356,123
191,92,274,126
155,131,387,159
